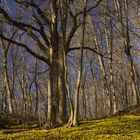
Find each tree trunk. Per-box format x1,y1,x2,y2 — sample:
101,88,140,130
64,52,74,127
73,70,81,126
105,26,118,114
129,55,139,104
89,60,98,118
47,47,59,127
46,46,67,128
124,0,139,105
3,49,13,113
34,58,39,118
58,44,67,124
21,74,27,117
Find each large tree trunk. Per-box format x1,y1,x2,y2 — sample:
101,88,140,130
46,45,67,128
47,47,59,127
46,0,67,127
58,44,67,124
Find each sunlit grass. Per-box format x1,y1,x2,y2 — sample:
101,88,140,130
0,115,140,140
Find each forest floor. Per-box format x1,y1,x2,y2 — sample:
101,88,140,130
0,106,140,140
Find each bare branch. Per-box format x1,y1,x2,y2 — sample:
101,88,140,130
65,16,81,51
14,0,50,26
67,46,111,59
76,0,104,17
0,7,40,33
0,34,50,65
27,31,49,54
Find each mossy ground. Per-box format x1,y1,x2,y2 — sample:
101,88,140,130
0,115,140,140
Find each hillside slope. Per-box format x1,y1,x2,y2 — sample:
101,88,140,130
0,105,140,140
115,105,140,116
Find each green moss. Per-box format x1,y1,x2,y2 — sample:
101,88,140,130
0,115,140,140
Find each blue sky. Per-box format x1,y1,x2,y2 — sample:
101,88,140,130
8,0,14,5
7,0,16,11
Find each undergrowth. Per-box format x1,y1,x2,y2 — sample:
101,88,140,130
0,115,140,140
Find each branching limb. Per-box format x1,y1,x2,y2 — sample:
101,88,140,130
67,46,111,59
14,0,50,26
0,7,40,33
0,34,50,65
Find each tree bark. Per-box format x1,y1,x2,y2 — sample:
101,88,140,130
46,45,67,127
3,49,13,113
